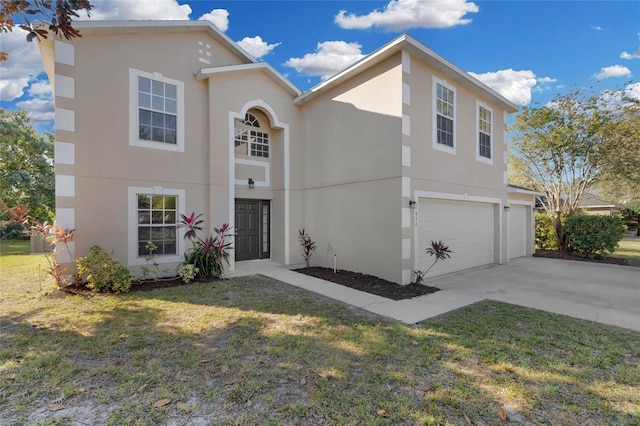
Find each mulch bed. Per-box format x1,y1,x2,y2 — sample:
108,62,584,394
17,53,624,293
47,277,215,297
533,250,629,265
294,267,440,301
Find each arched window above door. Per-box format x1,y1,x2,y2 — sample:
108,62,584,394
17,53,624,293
234,112,269,158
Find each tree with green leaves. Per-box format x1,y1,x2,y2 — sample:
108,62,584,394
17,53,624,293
510,88,626,251
597,103,640,202
0,0,92,61
621,199,640,237
0,108,54,222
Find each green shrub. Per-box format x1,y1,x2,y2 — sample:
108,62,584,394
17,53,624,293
564,215,626,258
0,221,27,240
76,246,133,293
535,212,557,250
178,263,198,283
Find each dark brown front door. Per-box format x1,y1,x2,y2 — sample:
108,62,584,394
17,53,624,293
235,199,270,261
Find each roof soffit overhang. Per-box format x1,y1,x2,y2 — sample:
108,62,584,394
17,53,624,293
294,34,519,113
507,185,544,196
195,63,302,97
71,20,256,64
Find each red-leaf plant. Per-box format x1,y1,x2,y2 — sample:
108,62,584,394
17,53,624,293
29,220,76,289
298,228,316,268
179,213,233,279
414,240,453,284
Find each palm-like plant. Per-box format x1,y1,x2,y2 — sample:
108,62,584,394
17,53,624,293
415,240,453,284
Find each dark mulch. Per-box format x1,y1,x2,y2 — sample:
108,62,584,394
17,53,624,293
294,267,440,301
131,276,215,292
534,250,629,265
48,277,215,298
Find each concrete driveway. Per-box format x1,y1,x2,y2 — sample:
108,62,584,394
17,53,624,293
427,257,640,332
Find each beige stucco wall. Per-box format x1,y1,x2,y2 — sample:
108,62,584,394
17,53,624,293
205,70,303,266
50,28,304,273
401,54,514,273
47,25,524,285
297,56,405,283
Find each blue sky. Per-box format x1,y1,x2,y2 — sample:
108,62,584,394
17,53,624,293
1,0,638,132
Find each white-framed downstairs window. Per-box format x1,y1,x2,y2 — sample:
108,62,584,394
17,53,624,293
128,187,185,266
476,102,493,164
129,68,185,152
433,77,456,154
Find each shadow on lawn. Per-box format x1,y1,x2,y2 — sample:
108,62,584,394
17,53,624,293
2,279,638,425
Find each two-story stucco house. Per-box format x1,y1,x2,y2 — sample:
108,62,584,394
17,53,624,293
38,20,536,285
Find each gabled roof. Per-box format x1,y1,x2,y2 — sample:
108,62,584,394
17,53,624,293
66,22,518,111
294,34,518,113
71,20,256,64
578,193,621,209
195,63,301,97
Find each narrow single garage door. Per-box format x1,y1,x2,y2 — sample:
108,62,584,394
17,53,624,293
508,205,527,260
418,199,494,277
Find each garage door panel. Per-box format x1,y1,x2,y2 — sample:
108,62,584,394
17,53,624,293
418,199,494,277
509,205,527,260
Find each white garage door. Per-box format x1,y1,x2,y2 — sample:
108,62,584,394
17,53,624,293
508,205,527,260
418,199,494,277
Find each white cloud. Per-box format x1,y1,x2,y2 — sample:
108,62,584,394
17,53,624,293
284,41,366,80
620,49,640,60
16,97,54,124
538,77,558,84
469,69,538,105
28,81,52,97
335,0,479,31
593,65,632,79
0,29,44,101
82,0,191,20
237,36,281,59
198,9,229,32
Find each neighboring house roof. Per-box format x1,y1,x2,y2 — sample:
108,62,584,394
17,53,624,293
294,34,519,113
578,193,621,209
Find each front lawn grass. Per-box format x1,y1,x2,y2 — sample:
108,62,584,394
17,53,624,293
0,239,30,255
612,239,640,267
1,254,639,425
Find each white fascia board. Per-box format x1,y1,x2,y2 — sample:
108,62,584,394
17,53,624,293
196,63,301,97
73,20,256,64
294,33,518,113
507,186,544,196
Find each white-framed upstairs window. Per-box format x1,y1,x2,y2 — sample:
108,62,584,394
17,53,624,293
234,113,270,158
476,102,493,164
129,69,185,152
128,186,185,266
433,77,456,154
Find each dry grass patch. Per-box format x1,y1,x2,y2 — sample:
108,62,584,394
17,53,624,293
1,254,639,425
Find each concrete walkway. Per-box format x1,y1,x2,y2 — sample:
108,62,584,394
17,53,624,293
231,257,640,332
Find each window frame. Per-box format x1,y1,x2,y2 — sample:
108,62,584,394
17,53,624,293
128,186,185,266
432,77,456,155
129,68,185,152
476,101,493,164
234,113,270,159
